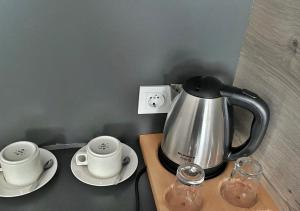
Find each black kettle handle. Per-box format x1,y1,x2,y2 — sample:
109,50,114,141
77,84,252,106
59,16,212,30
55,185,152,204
220,86,270,160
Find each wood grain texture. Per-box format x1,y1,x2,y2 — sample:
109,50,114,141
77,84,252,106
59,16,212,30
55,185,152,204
234,1,300,210
140,134,278,211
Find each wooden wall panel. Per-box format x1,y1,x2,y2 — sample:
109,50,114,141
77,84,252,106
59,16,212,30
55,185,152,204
234,0,300,210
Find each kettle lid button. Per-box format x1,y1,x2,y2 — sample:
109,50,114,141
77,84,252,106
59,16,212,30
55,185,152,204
242,89,258,99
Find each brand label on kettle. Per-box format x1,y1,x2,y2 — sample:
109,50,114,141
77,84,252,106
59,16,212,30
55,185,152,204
177,152,195,163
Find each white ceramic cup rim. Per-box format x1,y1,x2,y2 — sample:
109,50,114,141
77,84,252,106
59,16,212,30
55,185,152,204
0,141,39,165
87,136,121,158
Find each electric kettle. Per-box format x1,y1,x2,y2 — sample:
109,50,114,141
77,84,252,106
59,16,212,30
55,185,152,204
159,76,270,179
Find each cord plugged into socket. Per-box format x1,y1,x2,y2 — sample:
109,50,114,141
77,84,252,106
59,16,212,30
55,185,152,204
138,86,172,114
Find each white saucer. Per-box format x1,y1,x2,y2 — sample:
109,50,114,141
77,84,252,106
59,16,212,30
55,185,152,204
0,148,58,197
71,143,138,186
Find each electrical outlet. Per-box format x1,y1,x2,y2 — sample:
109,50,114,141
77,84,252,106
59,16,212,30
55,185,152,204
147,93,165,108
138,85,172,114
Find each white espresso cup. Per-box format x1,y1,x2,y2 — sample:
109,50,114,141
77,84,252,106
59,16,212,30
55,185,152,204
0,141,43,186
76,136,122,178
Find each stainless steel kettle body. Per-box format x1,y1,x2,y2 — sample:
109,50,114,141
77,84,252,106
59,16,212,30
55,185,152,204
159,76,270,179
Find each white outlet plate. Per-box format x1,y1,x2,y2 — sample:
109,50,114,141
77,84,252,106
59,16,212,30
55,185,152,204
138,85,172,114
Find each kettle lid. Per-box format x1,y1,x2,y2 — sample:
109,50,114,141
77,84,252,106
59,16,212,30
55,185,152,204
183,76,223,98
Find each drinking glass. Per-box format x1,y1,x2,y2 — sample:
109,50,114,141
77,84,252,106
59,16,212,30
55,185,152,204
164,163,205,211
220,157,263,208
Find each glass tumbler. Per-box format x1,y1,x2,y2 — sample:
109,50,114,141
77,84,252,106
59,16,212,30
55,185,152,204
220,157,263,208
164,163,205,211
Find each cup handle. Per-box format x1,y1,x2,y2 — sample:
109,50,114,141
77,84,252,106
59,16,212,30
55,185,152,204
75,152,88,166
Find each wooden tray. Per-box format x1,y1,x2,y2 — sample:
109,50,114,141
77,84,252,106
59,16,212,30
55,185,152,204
139,134,278,211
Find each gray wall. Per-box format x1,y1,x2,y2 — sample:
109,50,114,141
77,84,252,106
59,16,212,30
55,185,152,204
0,0,252,147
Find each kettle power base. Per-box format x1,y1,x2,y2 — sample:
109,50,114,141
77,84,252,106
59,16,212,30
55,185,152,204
158,147,227,179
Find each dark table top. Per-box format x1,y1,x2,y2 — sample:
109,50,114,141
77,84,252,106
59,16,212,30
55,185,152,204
0,144,156,211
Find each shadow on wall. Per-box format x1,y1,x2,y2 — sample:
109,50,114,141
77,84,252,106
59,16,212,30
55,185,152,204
25,123,139,147
162,52,233,85
9,57,233,148
17,119,164,148
25,127,66,147
164,59,232,85
91,122,139,144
